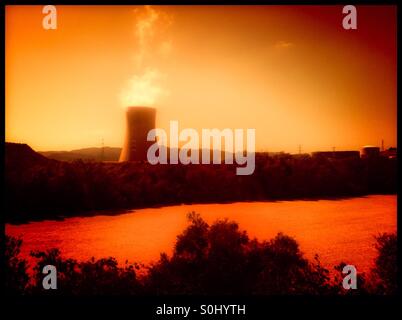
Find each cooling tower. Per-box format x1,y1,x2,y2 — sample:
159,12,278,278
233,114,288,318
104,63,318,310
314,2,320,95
119,107,156,162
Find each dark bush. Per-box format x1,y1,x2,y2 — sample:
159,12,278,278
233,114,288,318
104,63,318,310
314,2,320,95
28,249,141,295
143,213,335,295
5,235,30,295
370,233,397,294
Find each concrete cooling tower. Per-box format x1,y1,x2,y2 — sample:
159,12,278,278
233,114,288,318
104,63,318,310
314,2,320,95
119,107,156,162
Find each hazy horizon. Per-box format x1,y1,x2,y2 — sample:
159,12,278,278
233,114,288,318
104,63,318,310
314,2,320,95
7,139,392,155
6,6,397,153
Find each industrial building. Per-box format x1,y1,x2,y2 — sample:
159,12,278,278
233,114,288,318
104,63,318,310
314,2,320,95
381,147,397,159
119,106,156,162
312,151,360,160
360,145,380,159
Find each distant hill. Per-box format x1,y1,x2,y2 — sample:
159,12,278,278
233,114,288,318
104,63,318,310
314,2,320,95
5,142,52,167
7,144,257,163
39,147,122,162
38,147,256,162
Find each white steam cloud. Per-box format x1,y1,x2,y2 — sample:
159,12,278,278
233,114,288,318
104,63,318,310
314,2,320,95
120,6,173,107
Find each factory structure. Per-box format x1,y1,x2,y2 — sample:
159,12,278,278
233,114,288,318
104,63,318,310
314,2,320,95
119,106,156,162
118,106,396,162
312,145,396,160
312,150,360,160
360,145,381,159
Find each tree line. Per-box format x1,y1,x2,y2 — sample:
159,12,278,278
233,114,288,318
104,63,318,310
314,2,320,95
6,149,396,222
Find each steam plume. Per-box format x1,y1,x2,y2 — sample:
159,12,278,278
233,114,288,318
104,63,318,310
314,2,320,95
120,6,172,107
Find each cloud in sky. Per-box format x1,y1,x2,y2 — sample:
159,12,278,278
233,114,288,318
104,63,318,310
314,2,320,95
274,40,294,49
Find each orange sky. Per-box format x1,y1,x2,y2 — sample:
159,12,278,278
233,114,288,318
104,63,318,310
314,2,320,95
5,5,397,153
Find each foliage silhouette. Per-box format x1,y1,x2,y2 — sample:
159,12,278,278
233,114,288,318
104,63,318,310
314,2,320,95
28,249,141,295
143,212,336,294
370,233,397,294
6,147,397,223
5,215,397,295
5,236,30,295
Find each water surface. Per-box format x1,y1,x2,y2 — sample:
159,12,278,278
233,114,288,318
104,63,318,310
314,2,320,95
6,195,396,274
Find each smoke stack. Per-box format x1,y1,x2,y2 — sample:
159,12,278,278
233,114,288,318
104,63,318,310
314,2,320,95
119,106,156,162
